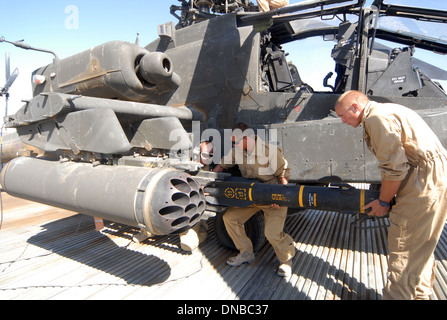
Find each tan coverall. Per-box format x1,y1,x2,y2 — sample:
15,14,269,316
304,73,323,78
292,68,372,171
256,0,289,12
363,101,447,300
220,139,295,263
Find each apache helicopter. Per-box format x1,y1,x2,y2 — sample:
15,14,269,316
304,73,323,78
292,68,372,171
1,0,446,250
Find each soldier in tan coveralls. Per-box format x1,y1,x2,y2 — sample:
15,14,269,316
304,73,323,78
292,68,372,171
256,0,289,12
335,90,447,300
213,122,296,277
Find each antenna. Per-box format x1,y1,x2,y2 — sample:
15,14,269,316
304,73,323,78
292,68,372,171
1,35,57,118
0,36,58,60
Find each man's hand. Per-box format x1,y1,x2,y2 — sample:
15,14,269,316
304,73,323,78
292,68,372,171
363,178,401,217
363,199,390,217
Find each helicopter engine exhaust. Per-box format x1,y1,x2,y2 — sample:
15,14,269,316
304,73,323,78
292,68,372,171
1,157,206,235
32,41,181,101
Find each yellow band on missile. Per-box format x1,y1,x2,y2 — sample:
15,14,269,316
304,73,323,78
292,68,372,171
249,182,255,201
360,189,365,213
299,185,304,207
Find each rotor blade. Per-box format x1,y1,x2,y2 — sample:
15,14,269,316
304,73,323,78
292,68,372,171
3,68,19,91
5,52,10,81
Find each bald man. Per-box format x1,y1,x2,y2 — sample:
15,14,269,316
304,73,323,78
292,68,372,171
335,90,447,300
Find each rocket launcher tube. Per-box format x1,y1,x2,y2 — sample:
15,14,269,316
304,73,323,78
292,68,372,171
204,180,380,214
1,157,206,235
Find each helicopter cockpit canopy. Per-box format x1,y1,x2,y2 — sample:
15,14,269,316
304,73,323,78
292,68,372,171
255,0,447,95
259,0,447,52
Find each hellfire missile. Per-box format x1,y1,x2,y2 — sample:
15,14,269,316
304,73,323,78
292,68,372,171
205,180,380,214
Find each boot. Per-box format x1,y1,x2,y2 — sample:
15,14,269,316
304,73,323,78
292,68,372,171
277,259,292,277
226,251,256,267
180,221,208,252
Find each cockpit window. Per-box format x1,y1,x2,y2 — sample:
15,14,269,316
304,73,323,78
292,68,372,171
381,0,445,11
375,1,447,43
377,10,447,45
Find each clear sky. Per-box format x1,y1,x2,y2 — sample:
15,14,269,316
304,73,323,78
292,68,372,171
1,1,179,117
1,0,446,118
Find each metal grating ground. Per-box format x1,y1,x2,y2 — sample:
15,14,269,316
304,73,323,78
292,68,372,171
0,193,446,300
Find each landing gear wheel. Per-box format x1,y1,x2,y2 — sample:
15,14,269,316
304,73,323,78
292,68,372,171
214,211,266,252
